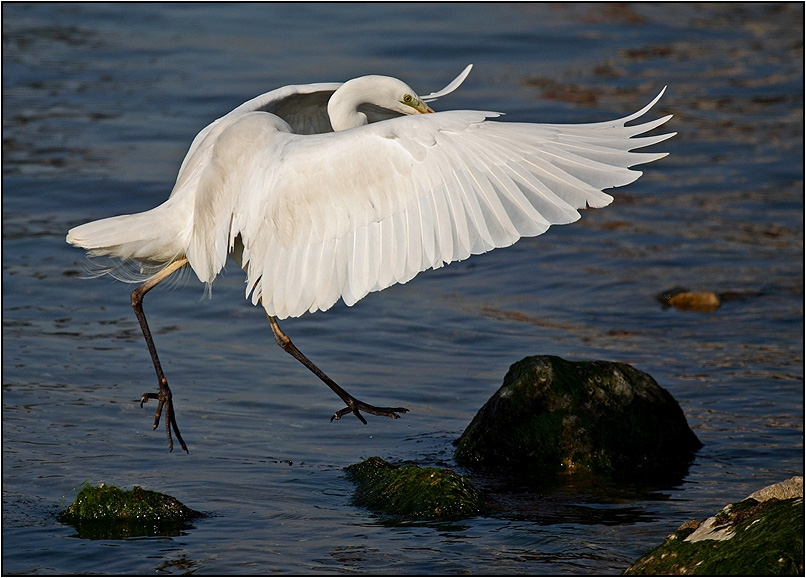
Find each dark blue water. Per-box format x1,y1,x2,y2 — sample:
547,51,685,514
3,3,803,574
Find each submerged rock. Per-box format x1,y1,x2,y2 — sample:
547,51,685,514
454,356,701,482
58,483,203,539
345,457,488,521
624,477,804,575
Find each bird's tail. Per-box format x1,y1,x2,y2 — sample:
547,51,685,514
66,196,190,282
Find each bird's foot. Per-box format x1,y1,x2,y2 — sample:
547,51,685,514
140,378,188,453
331,395,409,425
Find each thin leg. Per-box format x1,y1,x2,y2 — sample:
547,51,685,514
266,314,408,424
132,258,189,453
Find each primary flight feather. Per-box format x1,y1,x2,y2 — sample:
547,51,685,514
66,65,674,452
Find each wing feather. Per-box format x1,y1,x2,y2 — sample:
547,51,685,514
391,211,410,285
430,181,454,267
431,143,496,253
403,192,425,282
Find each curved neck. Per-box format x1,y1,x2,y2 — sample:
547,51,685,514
327,80,370,132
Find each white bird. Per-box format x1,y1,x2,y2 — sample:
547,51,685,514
66,65,674,452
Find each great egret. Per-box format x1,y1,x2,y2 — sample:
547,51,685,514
66,65,674,452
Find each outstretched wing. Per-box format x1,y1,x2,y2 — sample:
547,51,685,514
219,88,674,319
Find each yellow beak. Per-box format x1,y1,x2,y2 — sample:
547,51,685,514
404,97,434,114
415,101,435,114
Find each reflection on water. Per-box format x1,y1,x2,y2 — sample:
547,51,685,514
3,3,802,575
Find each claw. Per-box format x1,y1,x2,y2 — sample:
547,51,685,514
139,386,188,454
140,392,163,429
332,406,368,424
330,399,409,424
140,392,158,408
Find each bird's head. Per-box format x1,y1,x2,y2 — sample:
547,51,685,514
356,75,434,115
393,81,435,115
328,75,434,131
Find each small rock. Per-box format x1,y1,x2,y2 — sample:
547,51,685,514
58,483,203,539
657,287,721,312
625,477,804,575
668,291,720,312
345,457,488,521
454,356,701,482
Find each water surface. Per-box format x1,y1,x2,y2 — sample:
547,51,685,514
3,3,803,574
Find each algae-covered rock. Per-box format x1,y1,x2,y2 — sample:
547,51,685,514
58,483,203,539
624,477,804,575
454,356,701,482
345,457,488,521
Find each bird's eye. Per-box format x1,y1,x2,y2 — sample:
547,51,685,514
403,94,414,104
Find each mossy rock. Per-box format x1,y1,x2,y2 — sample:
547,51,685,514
454,356,701,482
624,477,804,575
345,457,488,521
58,483,203,539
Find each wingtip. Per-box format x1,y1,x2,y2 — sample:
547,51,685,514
647,86,668,109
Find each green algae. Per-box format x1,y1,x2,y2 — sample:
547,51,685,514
624,497,804,575
345,457,488,521
58,483,203,539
